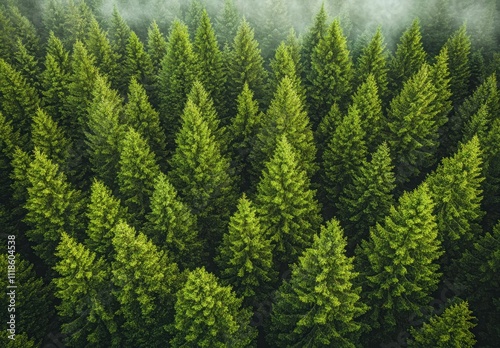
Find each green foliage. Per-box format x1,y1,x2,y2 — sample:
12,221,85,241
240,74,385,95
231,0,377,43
0,331,37,348
430,47,452,148
216,194,275,305
339,142,395,252
111,220,179,347
144,173,202,269
446,25,471,107
420,0,453,57
109,7,131,95
215,0,240,47
184,0,204,40
356,184,442,343
408,300,476,348
270,219,367,347
13,39,41,91
4,5,40,58
0,112,18,208
53,232,119,347
171,267,257,347
255,135,322,266
315,102,343,158
147,20,167,76
124,31,154,94
260,0,290,61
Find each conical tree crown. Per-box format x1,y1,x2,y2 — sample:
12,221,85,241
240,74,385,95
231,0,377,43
445,25,471,107
301,4,328,85
124,31,154,93
215,0,240,47
147,20,167,75
269,41,305,103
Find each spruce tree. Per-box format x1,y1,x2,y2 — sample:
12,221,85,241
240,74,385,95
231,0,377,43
85,179,127,259
269,219,367,347
216,194,275,305
157,19,198,145
251,76,317,182
445,25,471,107
322,105,367,208
5,5,40,58
430,46,452,149
0,112,19,213
408,300,476,348
255,135,322,266
147,20,167,76
109,7,131,96
356,184,442,344
260,0,290,61
144,173,201,269
124,77,167,164
315,102,343,159
387,64,438,187
193,9,226,120
421,0,453,57
111,220,179,347
309,18,353,125
13,38,41,92
269,41,305,104
124,31,154,95
117,127,161,226
462,104,490,144
388,18,427,97
339,142,395,252
171,267,257,347
169,100,236,255
53,232,119,348
0,6,16,62
184,0,204,40
215,0,240,48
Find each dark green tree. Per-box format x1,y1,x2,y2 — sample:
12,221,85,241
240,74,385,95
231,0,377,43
215,0,240,48
269,41,305,104
170,267,257,347
13,39,41,92
108,6,131,96
420,0,453,57
124,31,154,95
147,20,167,76
445,25,471,107
184,0,204,40
269,219,367,347
260,0,290,61
315,102,343,159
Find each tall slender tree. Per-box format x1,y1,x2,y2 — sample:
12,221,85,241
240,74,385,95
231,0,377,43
445,25,471,108
147,20,167,76
124,31,154,95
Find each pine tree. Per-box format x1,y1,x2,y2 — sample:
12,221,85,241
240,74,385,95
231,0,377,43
24,149,85,267
169,100,236,255
108,6,131,96
462,104,490,144
315,102,343,159
184,0,204,40
117,127,161,226
5,5,40,58
285,28,302,76
338,142,395,252
215,0,240,48
255,135,322,266
157,19,198,145
216,194,275,305
269,41,305,104
426,137,484,266
54,232,119,348
0,331,36,348
0,112,19,212
0,7,16,62
408,300,476,348
124,31,154,95
9,147,31,222
309,18,353,125
445,25,471,107
387,64,438,187
430,46,452,149
111,220,179,347
260,0,290,61
356,184,442,344
124,77,167,164
388,19,427,97
269,219,367,347
420,0,453,57
355,27,389,101
322,105,367,208
0,255,53,344
251,76,317,182
147,20,167,76
85,179,127,258
61,1,94,49
225,19,268,114
171,267,257,347
351,73,385,153
193,10,227,120
13,39,41,92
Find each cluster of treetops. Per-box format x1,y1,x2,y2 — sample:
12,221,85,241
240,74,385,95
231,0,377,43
0,0,499,347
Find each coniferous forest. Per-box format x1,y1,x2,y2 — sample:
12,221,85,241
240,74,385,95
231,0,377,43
1,0,500,347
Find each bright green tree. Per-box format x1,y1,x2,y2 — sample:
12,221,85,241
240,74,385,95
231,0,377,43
356,184,442,344
0,112,19,214
215,0,240,47
109,6,131,96
13,39,41,92
147,20,167,76
408,300,476,348
269,41,305,104
322,105,367,208
462,104,490,144
309,18,353,125
430,46,452,150
269,219,367,347
315,102,343,159
170,267,257,347
216,194,275,305
144,173,202,269
5,5,40,58
445,25,471,107
255,135,322,266
111,220,179,347
124,31,154,94
338,142,395,252
53,232,119,348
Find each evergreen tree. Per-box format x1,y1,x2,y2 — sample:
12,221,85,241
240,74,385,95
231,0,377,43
61,1,94,48
124,31,154,95
251,76,317,182
260,0,290,61
124,77,167,164
387,64,438,187
111,220,179,347
421,0,453,57
169,100,236,255
430,46,452,149
225,19,268,115
144,173,201,269
184,0,204,40
351,73,384,153
9,147,31,221
356,184,442,344
315,102,343,159
108,6,131,96
193,10,226,120
388,19,427,97
147,20,167,76
0,112,19,213
157,19,198,145
215,0,240,48
5,5,40,58
117,127,161,226
13,39,41,92
54,232,119,348
255,135,322,266
338,142,395,252
0,6,16,62
462,104,490,144
285,28,302,76
85,179,127,259
309,18,353,125
171,267,257,347
408,300,476,348
322,105,367,208
445,25,471,107
269,219,367,347
355,27,389,101
269,41,305,104
24,149,84,267
216,194,275,305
